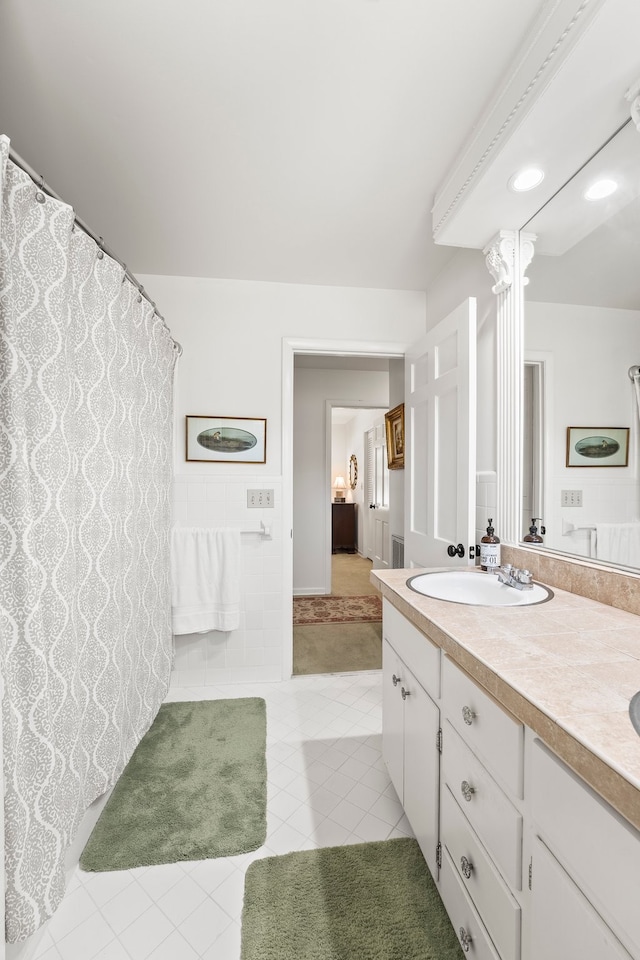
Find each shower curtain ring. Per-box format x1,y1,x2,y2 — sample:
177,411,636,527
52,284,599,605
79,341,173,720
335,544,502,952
97,237,105,260
35,175,46,204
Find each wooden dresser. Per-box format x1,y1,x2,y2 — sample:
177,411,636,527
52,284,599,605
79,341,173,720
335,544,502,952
331,502,356,553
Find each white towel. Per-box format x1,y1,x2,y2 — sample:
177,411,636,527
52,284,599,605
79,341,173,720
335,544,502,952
595,522,640,567
171,527,241,634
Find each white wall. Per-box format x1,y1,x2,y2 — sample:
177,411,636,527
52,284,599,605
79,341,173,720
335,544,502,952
139,274,426,682
526,301,640,557
293,368,389,594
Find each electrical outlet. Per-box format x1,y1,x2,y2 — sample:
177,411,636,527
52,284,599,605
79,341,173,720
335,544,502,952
247,489,274,508
561,489,583,507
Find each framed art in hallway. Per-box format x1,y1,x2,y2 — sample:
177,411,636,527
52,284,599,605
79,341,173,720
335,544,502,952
385,403,405,470
566,426,629,467
186,415,267,463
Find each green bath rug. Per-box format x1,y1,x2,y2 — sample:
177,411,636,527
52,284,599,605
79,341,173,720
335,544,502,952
80,697,267,871
241,837,464,960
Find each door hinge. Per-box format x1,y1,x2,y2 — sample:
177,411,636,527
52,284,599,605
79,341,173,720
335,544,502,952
436,727,443,753
528,857,533,890
436,841,442,870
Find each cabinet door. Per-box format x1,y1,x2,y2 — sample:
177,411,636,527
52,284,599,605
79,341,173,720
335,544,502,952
531,837,634,960
403,666,440,879
382,638,404,803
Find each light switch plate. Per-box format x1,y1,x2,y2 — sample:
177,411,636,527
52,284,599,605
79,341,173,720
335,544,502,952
561,489,582,507
247,489,274,508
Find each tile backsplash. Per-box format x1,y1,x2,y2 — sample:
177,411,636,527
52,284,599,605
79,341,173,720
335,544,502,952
171,474,285,685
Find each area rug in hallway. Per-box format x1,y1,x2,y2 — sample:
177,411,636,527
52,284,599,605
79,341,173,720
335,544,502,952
293,594,382,625
80,698,267,871
241,837,464,960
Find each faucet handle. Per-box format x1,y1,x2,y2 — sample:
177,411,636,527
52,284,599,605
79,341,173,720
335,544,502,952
518,568,532,584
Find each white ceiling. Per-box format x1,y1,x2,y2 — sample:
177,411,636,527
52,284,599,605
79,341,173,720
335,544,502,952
0,0,544,292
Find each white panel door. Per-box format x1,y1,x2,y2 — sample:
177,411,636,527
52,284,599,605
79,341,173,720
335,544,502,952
405,298,476,568
371,417,390,568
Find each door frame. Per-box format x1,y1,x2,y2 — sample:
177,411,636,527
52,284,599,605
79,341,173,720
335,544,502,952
283,337,408,680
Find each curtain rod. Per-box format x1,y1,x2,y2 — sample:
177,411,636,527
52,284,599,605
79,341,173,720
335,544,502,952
7,146,182,356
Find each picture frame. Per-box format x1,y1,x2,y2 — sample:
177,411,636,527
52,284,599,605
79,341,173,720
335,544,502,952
186,415,267,463
566,426,629,467
384,403,405,470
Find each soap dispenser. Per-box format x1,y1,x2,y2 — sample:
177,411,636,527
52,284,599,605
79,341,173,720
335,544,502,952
523,518,545,544
480,519,501,572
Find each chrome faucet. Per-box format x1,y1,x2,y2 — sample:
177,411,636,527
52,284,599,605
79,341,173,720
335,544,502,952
495,563,534,590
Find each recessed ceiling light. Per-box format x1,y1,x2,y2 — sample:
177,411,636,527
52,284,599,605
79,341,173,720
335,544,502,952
584,178,618,201
509,167,545,192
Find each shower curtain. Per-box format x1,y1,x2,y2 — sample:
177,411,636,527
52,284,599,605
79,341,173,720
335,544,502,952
0,136,178,941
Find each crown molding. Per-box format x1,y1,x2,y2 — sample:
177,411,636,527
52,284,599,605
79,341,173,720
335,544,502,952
432,0,604,245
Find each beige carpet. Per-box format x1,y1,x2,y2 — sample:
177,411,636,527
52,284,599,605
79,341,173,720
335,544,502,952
293,554,382,676
293,621,382,675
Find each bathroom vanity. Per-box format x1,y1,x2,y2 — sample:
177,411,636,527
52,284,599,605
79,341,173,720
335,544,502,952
374,568,640,960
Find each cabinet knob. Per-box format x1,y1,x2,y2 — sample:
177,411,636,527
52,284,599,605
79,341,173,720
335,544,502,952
401,686,411,701
392,673,401,687
460,780,475,802
462,705,476,725
460,855,473,879
459,927,472,952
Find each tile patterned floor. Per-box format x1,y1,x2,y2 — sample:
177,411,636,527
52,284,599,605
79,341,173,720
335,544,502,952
32,671,412,960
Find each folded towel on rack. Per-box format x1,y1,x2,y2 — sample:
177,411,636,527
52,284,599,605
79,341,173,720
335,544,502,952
171,527,241,634
595,522,640,567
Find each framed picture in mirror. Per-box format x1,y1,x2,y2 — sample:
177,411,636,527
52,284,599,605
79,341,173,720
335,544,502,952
566,427,629,467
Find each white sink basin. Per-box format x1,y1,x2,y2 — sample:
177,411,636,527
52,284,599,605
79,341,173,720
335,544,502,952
407,570,553,606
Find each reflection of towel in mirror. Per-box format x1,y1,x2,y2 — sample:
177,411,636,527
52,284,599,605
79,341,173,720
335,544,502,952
595,523,640,568
171,527,241,634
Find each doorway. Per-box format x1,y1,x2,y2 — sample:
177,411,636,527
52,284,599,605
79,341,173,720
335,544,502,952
287,343,405,677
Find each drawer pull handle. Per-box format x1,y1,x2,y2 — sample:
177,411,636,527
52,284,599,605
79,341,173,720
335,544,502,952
401,686,411,701
392,673,401,687
459,927,472,952
461,780,475,802
462,705,476,725
460,855,473,879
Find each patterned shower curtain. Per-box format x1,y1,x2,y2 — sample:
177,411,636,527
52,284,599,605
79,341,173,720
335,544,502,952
0,136,178,941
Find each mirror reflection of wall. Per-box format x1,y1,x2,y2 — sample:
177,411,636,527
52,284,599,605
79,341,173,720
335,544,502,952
522,117,640,570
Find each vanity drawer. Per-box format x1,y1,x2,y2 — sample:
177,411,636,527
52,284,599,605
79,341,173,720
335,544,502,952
441,785,521,960
439,847,502,960
383,600,440,700
442,721,522,891
442,655,523,798
531,739,640,957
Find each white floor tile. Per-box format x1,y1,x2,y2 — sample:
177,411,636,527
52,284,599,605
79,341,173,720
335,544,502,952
117,905,175,959
40,672,397,960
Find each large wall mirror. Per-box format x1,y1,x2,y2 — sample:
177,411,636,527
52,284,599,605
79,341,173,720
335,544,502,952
521,116,640,570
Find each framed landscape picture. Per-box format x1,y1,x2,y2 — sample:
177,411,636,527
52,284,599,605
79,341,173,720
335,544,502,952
566,426,629,467
186,416,267,463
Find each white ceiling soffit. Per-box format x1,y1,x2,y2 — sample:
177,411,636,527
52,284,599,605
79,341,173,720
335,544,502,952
0,0,545,292
432,0,640,249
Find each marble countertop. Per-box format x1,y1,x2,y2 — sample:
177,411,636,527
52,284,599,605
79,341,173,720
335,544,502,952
372,567,640,831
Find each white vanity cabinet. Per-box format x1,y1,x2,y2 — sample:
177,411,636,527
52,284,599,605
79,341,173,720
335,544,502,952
530,739,640,960
381,598,640,960
381,601,440,878
440,655,524,960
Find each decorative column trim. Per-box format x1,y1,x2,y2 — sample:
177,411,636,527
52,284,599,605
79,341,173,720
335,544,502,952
484,231,536,545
